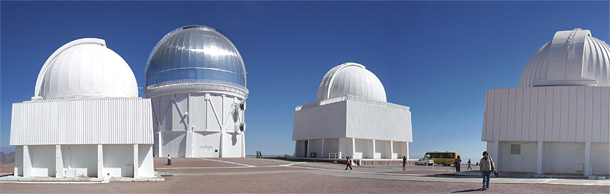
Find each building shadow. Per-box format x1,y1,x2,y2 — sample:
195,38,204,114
452,188,484,193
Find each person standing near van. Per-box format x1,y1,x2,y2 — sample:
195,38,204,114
479,151,496,190
345,156,353,170
402,156,407,171
454,156,462,172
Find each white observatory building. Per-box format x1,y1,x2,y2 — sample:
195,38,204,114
10,38,155,178
482,28,610,176
145,26,248,158
292,62,413,160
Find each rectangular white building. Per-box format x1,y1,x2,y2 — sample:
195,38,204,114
293,95,413,159
10,98,155,178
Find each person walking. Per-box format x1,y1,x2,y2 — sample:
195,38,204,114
167,154,172,165
402,156,407,171
467,159,472,170
454,156,462,172
345,156,353,170
256,150,259,158
479,151,496,190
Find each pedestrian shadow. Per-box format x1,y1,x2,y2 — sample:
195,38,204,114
452,188,483,193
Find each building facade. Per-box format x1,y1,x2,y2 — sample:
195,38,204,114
293,63,413,160
10,38,155,178
145,26,248,158
482,29,610,176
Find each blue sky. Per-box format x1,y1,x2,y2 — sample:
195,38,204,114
1,1,608,161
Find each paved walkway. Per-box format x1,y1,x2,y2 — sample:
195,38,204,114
156,157,610,186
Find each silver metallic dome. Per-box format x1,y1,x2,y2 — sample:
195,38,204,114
145,25,247,93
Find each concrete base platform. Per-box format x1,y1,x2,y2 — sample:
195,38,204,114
0,172,165,183
285,157,417,166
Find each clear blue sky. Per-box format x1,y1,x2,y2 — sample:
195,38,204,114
1,1,608,161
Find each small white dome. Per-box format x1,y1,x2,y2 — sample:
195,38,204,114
34,38,138,100
317,62,387,102
520,28,610,87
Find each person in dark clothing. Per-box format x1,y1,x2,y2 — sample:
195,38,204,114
345,156,352,170
454,156,462,172
467,159,472,170
402,156,407,171
167,154,172,165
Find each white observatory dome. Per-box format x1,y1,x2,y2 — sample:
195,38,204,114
520,28,610,87
317,62,387,102
34,38,138,100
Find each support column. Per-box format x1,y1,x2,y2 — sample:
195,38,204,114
585,142,591,176
133,144,139,178
337,139,344,159
157,132,163,157
219,132,224,158
55,145,63,178
390,140,394,159
14,146,22,177
493,141,499,171
23,145,31,178
372,139,376,159
241,132,246,157
321,139,325,159
352,138,356,158
307,139,311,158
185,130,193,158
97,144,103,178
537,141,543,174
405,142,409,160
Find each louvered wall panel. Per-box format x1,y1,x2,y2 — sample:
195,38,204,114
482,86,610,143
10,98,153,145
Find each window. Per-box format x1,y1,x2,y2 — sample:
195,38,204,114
511,144,521,155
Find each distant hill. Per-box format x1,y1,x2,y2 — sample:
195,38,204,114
1,152,15,165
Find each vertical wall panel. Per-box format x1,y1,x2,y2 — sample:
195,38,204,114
481,86,609,143
584,87,594,141
559,87,568,141
568,87,578,142
485,90,495,140
600,90,610,142
507,88,516,141
522,87,531,141
592,88,602,142
500,89,509,141
10,98,153,145
577,87,586,142
494,90,502,141
514,88,523,141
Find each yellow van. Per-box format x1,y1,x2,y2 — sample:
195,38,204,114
424,152,461,166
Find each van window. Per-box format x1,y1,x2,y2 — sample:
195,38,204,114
424,154,431,159
448,153,454,158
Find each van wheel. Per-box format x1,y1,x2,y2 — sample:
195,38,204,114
442,162,446,166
